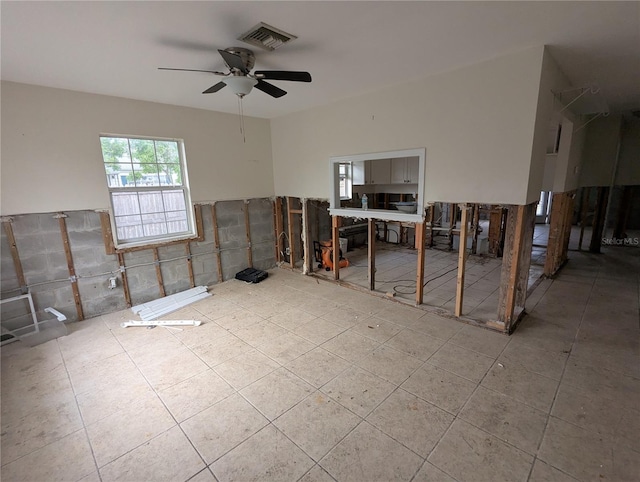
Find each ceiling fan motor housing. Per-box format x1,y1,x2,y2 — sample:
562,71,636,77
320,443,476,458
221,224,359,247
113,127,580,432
223,47,255,72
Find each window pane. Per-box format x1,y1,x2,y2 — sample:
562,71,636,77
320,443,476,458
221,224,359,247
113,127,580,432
138,191,164,214
100,137,131,163
115,215,143,241
157,165,181,186
162,190,186,211
112,192,140,216
155,141,180,164
141,213,168,237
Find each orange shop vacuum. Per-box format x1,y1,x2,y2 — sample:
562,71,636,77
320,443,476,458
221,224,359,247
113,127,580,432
314,240,350,271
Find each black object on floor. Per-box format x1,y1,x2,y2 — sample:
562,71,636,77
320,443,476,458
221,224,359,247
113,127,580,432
235,268,269,283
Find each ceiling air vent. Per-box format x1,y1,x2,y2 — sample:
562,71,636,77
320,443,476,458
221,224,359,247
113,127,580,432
238,22,297,51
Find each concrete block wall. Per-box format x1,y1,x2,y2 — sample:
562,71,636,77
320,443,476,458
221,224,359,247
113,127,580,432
0,198,276,330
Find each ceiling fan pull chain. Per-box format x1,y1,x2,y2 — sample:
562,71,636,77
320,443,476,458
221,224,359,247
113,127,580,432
237,95,246,144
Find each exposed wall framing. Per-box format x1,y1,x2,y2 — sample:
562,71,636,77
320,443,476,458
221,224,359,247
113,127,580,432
544,191,576,276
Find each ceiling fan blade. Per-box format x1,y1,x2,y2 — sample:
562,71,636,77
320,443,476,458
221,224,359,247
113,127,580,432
254,80,287,98
218,49,248,73
203,82,226,94
254,71,312,82
158,67,226,75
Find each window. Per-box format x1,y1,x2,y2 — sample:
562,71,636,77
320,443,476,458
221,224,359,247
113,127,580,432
100,135,194,246
339,162,352,199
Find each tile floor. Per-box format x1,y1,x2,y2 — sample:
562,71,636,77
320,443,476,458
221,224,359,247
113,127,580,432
1,245,638,482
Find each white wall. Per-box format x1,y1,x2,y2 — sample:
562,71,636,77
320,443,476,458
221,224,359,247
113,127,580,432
271,47,546,206
579,114,623,187
1,82,274,215
616,118,640,185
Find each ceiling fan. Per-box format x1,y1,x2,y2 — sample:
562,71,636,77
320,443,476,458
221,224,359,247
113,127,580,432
159,47,312,98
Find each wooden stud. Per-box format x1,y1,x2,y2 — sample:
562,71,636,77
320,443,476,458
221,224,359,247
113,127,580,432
427,205,435,247
332,215,341,280
2,220,27,293
287,197,296,268
274,197,284,263
185,243,195,288
153,248,165,297
448,203,456,251
302,199,313,274
578,187,590,250
502,205,526,326
455,204,469,317
211,203,224,282
471,204,480,254
117,252,132,308
288,209,303,215
98,211,116,254
194,204,205,242
57,213,84,320
415,222,426,305
368,218,376,290
243,200,253,268
544,193,562,276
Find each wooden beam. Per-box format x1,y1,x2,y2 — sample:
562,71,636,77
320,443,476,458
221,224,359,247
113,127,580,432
455,204,469,317
415,222,426,305
302,199,313,274
332,215,341,280
56,213,84,320
589,187,609,253
289,209,303,215
427,205,434,247
502,205,526,325
117,252,132,308
193,204,205,242
274,197,284,263
578,187,590,251
211,203,224,282
153,248,165,297
471,203,480,254
243,200,253,268
98,211,116,255
287,197,296,269
368,218,376,290
185,243,195,288
448,203,456,251
2,220,27,293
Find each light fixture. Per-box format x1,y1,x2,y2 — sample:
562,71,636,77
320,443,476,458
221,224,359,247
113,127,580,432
223,76,257,98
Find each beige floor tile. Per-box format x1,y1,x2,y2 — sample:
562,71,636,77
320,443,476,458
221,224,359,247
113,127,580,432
350,317,403,343
274,391,361,461
427,342,495,382
60,335,125,370
552,383,640,450
170,319,231,348
384,329,444,361
499,340,569,381
257,331,316,364
211,425,314,482
528,460,579,482
538,417,640,482
320,421,423,482
0,340,64,381
510,317,576,354
367,389,454,457
299,464,336,482
268,307,317,330
213,349,280,389
402,313,463,340
86,391,175,467
321,366,396,417
181,393,268,464
354,345,422,384
111,322,176,352
458,386,548,455
375,304,426,326
215,308,264,332
320,305,374,328
320,330,381,362
401,363,476,414
1,397,84,465
234,320,288,347
158,369,235,422
67,351,139,395
293,318,347,345
134,346,210,391
481,361,559,413
0,429,96,482
240,367,314,420
78,470,102,482
412,462,457,482
429,419,533,482
77,372,155,425
99,426,205,482
448,324,509,358
192,334,252,367
187,468,217,481
284,347,351,388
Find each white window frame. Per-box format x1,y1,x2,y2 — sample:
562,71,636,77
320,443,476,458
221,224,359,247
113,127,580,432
338,162,353,200
100,134,195,248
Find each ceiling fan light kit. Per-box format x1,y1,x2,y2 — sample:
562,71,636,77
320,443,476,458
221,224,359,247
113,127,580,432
223,76,258,97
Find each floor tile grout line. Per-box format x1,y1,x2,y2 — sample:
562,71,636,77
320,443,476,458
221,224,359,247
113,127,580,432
524,263,597,482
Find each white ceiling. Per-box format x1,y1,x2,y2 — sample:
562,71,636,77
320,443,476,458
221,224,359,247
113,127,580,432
2,1,639,119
